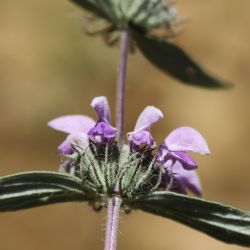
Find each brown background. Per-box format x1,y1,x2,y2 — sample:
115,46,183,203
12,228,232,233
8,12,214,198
0,0,250,249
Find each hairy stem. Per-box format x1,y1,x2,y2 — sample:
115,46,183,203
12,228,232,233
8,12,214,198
115,27,131,141
104,197,122,250
105,28,130,250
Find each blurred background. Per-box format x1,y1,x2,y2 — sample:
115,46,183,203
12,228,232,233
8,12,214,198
0,0,249,249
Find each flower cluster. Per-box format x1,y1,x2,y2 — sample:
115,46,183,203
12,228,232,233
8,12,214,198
48,96,210,199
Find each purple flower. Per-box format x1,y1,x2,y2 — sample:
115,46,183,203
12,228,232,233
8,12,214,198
48,96,117,154
173,161,202,196
163,160,202,196
87,96,117,144
157,126,209,195
128,106,210,196
48,115,95,154
158,126,210,169
127,106,164,151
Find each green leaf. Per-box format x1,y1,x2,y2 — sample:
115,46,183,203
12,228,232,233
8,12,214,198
0,171,92,212
130,191,250,246
133,31,231,88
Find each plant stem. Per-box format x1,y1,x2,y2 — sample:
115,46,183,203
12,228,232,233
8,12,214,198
104,28,130,250
104,197,122,250
115,27,130,141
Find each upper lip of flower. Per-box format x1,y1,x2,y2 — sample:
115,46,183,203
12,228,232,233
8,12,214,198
127,106,164,150
163,126,210,155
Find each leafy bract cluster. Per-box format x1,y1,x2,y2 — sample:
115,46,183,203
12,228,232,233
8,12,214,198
72,0,177,31
71,0,230,89
62,141,161,202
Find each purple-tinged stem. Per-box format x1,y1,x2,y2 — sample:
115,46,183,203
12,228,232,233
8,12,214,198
115,27,131,141
104,197,122,250
104,27,130,250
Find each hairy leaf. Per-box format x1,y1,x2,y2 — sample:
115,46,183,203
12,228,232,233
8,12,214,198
134,32,231,88
131,191,250,246
0,171,92,212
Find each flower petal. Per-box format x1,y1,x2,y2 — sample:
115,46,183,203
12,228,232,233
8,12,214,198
58,138,73,154
171,151,198,170
58,133,89,154
156,146,169,163
164,127,210,154
88,120,117,143
91,96,111,122
128,106,163,150
68,133,89,151
134,106,164,131
48,115,95,134
127,130,155,150
172,161,202,196
156,147,198,169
